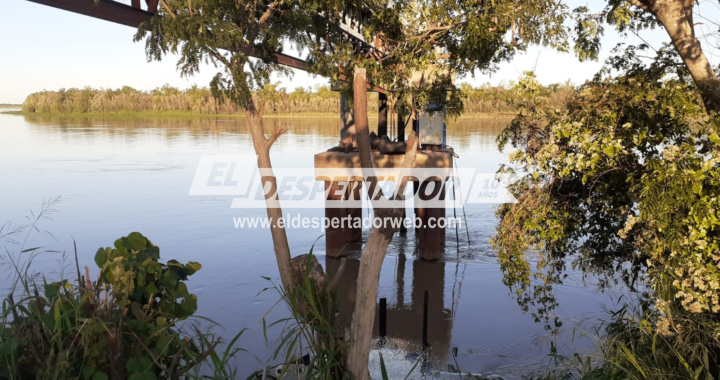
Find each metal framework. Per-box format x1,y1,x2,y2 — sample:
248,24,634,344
28,0,386,92
28,0,313,72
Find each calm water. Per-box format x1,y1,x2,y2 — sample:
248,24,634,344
0,111,621,378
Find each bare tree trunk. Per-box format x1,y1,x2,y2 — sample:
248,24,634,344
345,67,419,380
244,106,294,290
629,0,720,112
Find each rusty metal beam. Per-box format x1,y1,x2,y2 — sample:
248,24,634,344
28,0,154,27
26,0,386,93
25,0,310,72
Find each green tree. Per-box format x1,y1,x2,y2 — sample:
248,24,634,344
130,0,612,377
492,31,720,380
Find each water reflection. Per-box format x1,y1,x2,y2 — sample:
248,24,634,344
327,254,453,363
0,113,616,377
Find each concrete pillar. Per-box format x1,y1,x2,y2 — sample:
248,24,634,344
413,180,446,261
325,180,363,257
378,93,388,137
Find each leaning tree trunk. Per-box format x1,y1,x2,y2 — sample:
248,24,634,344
345,67,419,380
630,0,720,113
244,106,294,290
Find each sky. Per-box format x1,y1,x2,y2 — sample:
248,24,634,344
1,0,718,104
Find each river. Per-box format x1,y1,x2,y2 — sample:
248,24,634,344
0,111,623,378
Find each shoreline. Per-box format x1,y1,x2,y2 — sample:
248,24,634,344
2,110,517,119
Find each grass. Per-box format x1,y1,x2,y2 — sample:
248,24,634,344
524,301,720,380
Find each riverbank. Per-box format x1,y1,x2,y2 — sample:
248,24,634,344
3,110,517,119
17,84,570,117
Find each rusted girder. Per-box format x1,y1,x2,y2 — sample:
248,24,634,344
26,0,311,71
26,0,386,93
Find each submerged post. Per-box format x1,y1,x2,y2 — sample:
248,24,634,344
379,297,387,346
422,290,428,349
421,289,430,374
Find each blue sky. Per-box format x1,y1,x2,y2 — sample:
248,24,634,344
1,0,716,104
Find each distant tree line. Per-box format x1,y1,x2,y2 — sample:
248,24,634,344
21,82,573,116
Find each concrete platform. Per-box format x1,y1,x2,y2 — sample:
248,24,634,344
314,150,453,170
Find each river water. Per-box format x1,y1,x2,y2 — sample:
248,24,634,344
0,111,623,378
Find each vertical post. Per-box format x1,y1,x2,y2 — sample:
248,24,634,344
396,252,406,307
399,209,407,234
147,0,159,12
346,181,363,243
422,290,428,349
378,298,387,346
421,289,429,375
325,180,363,257
131,0,141,8
378,93,388,137
325,181,348,258
397,111,405,142
340,94,355,146
414,180,446,261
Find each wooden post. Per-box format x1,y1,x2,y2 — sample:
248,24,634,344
378,92,388,137
414,180,446,261
131,0,140,8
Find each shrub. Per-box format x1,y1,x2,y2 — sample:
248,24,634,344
0,231,216,379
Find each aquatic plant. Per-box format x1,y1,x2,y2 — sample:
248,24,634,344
0,204,224,379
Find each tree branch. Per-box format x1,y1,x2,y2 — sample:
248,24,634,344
265,121,288,148
159,0,176,19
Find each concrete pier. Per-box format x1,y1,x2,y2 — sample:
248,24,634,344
315,150,452,260
413,180,446,261
324,180,363,257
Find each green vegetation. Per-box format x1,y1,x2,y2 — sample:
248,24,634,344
493,44,720,378
0,200,244,379
11,0,720,376
259,249,349,380
20,85,375,117
18,83,572,118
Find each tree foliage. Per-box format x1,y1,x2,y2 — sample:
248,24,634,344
493,42,720,357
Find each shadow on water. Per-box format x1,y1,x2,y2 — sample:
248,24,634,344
1,113,622,377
